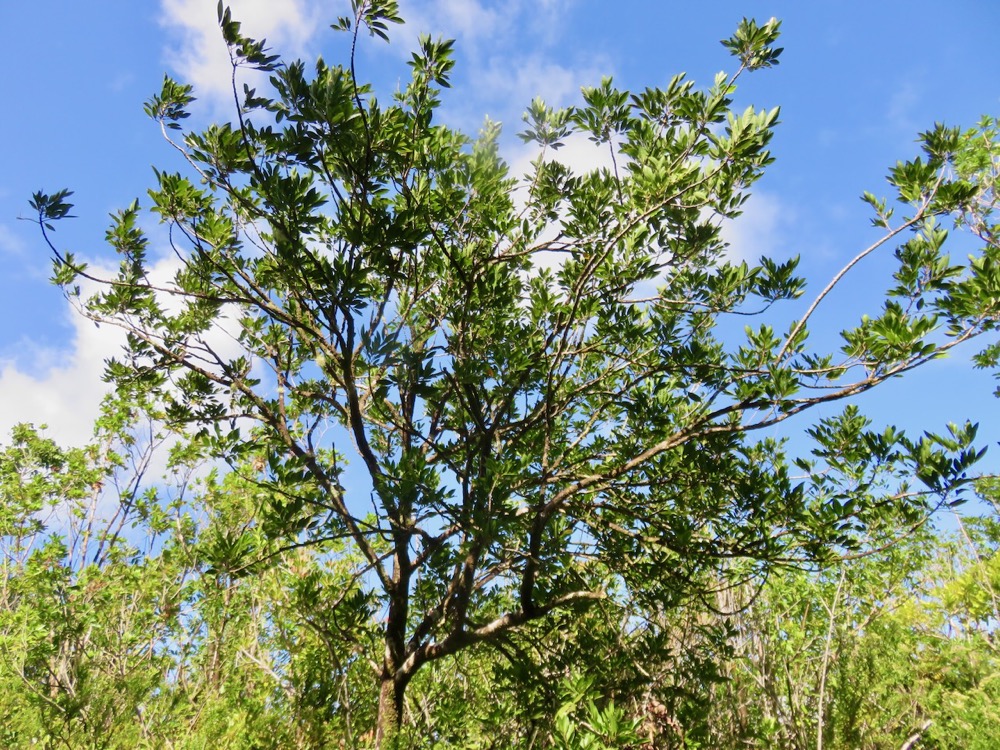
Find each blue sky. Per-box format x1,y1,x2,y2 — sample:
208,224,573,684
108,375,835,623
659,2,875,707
1,0,999,481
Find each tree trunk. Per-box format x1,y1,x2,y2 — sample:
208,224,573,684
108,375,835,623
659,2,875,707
375,669,407,748
376,565,411,748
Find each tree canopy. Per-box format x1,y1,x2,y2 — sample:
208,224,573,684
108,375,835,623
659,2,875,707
19,2,1000,746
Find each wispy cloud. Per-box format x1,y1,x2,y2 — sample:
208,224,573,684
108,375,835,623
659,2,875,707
0,224,26,258
400,0,502,45
399,0,577,51
480,54,606,112
886,80,920,136
108,71,137,94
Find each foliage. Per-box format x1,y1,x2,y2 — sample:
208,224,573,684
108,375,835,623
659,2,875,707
677,505,1000,750
0,402,382,748
0,398,191,748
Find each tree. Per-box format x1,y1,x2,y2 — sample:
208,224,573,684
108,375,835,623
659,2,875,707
28,3,1000,743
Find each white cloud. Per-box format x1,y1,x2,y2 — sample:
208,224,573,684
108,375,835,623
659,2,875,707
159,0,332,112
720,191,794,263
0,310,123,446
0,253,247,448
